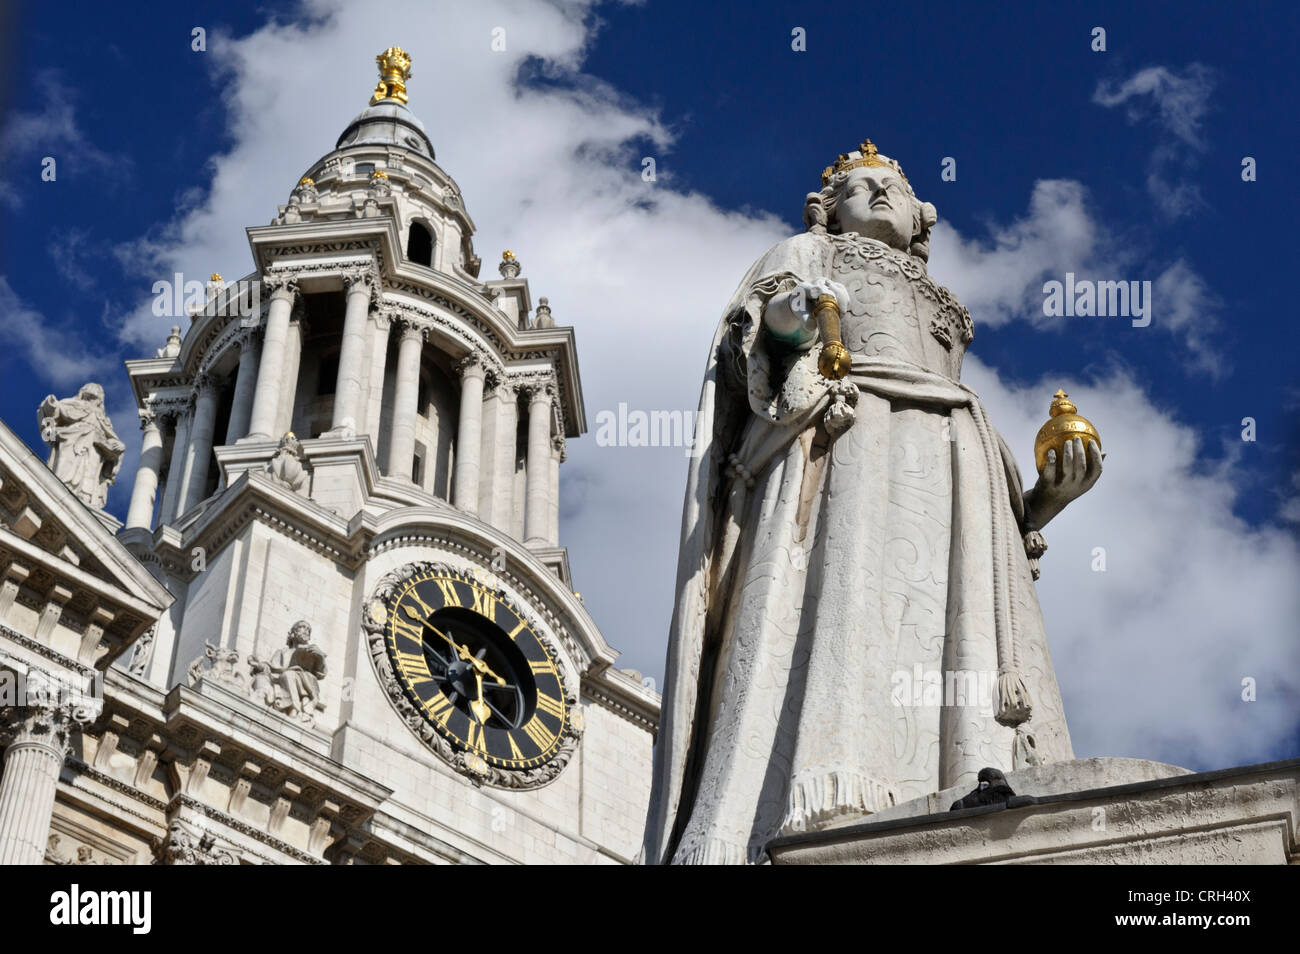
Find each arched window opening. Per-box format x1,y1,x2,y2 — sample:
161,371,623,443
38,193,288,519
408,221,434,267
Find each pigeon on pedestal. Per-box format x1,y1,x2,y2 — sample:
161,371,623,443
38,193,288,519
950,767,1016,811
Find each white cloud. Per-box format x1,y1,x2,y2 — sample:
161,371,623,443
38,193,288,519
102,0,1294,771
1153,257,1224,377
967,359,1300,769
927,179,1109,327
0,276,116,389
1093,64,1214,219
0,70,122,207
927,179,1223,376
1093,64,1214,144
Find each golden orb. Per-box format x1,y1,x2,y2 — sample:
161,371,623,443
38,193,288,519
1034,389,1101,474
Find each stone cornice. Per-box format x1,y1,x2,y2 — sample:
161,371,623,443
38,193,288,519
581,668,661,737
0,622,98,683
169,794,326,865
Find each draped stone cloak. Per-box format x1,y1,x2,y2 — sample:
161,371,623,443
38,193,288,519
643,231,1073,865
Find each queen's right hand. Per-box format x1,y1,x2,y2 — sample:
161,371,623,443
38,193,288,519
763,278,849,347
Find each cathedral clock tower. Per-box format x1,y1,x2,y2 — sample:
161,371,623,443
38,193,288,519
82,47,659,864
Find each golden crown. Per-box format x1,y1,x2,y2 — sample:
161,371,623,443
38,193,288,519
821,139,909,186
370,47,412,106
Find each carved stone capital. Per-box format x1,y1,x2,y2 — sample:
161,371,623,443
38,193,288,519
395,315,428,341
262,273,300,300
236,324,264,350
156,819,239,866
521,379,556,406
342,266,379,298
0,700,91,759
192,371,223,398
457,352,487,381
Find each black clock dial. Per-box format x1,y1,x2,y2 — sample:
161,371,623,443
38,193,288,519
384,569,570,770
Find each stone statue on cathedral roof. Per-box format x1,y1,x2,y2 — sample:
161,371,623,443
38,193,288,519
38,383,124,510
643,139,1104,865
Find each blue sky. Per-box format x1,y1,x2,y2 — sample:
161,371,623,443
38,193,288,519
1,0,1296,771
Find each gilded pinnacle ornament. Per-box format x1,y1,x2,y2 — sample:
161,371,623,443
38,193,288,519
1034,389,1101,474
370,46,412,106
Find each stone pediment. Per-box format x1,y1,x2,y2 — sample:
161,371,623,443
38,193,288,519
0,419,172,663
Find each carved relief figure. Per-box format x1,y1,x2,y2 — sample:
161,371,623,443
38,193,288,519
38,383,125,509
644,141,1103,864
250,620,327,723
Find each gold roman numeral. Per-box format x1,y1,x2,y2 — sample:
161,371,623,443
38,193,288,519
391,610,424,642
470,585,494,619
434,578,461,607
529,659,556,676
535,691,565,719
393,650,432,685
507,618,528,640
522,716,554,751
406,586,436,616
508,735,524,761
465,719,484,753
425,693,453,727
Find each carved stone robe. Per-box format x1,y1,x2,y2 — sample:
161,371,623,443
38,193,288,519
643,231,1073,865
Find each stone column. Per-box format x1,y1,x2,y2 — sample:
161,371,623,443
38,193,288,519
524,383,554,545
224,328,262,444
363,312,393,439
245,275,298,440
331,269,376,435
273,310,305,436
548,433,564,546
159,405,192,525
178,374,221,517
0,703,80,866
125,409,164,530
453,355,487,514
275,312,307,438
386,318,426,481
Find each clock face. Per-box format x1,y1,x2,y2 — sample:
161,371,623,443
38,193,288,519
382,568,571,771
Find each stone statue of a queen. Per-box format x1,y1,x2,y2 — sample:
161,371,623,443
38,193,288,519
643,140,1103,864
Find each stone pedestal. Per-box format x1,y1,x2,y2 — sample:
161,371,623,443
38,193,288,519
766,757,1300,865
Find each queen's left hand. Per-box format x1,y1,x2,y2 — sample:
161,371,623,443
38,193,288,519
1027,437,1103,528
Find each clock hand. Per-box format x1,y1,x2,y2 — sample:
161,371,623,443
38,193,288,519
402,604,507,684
469,671,491,725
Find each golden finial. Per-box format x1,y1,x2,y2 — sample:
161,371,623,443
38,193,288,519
210,273,223,282
821,137,910,186
1034,389,1101,474
370,47,412,105
370,169,388,179
298,176,315,187
502,249,516,260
